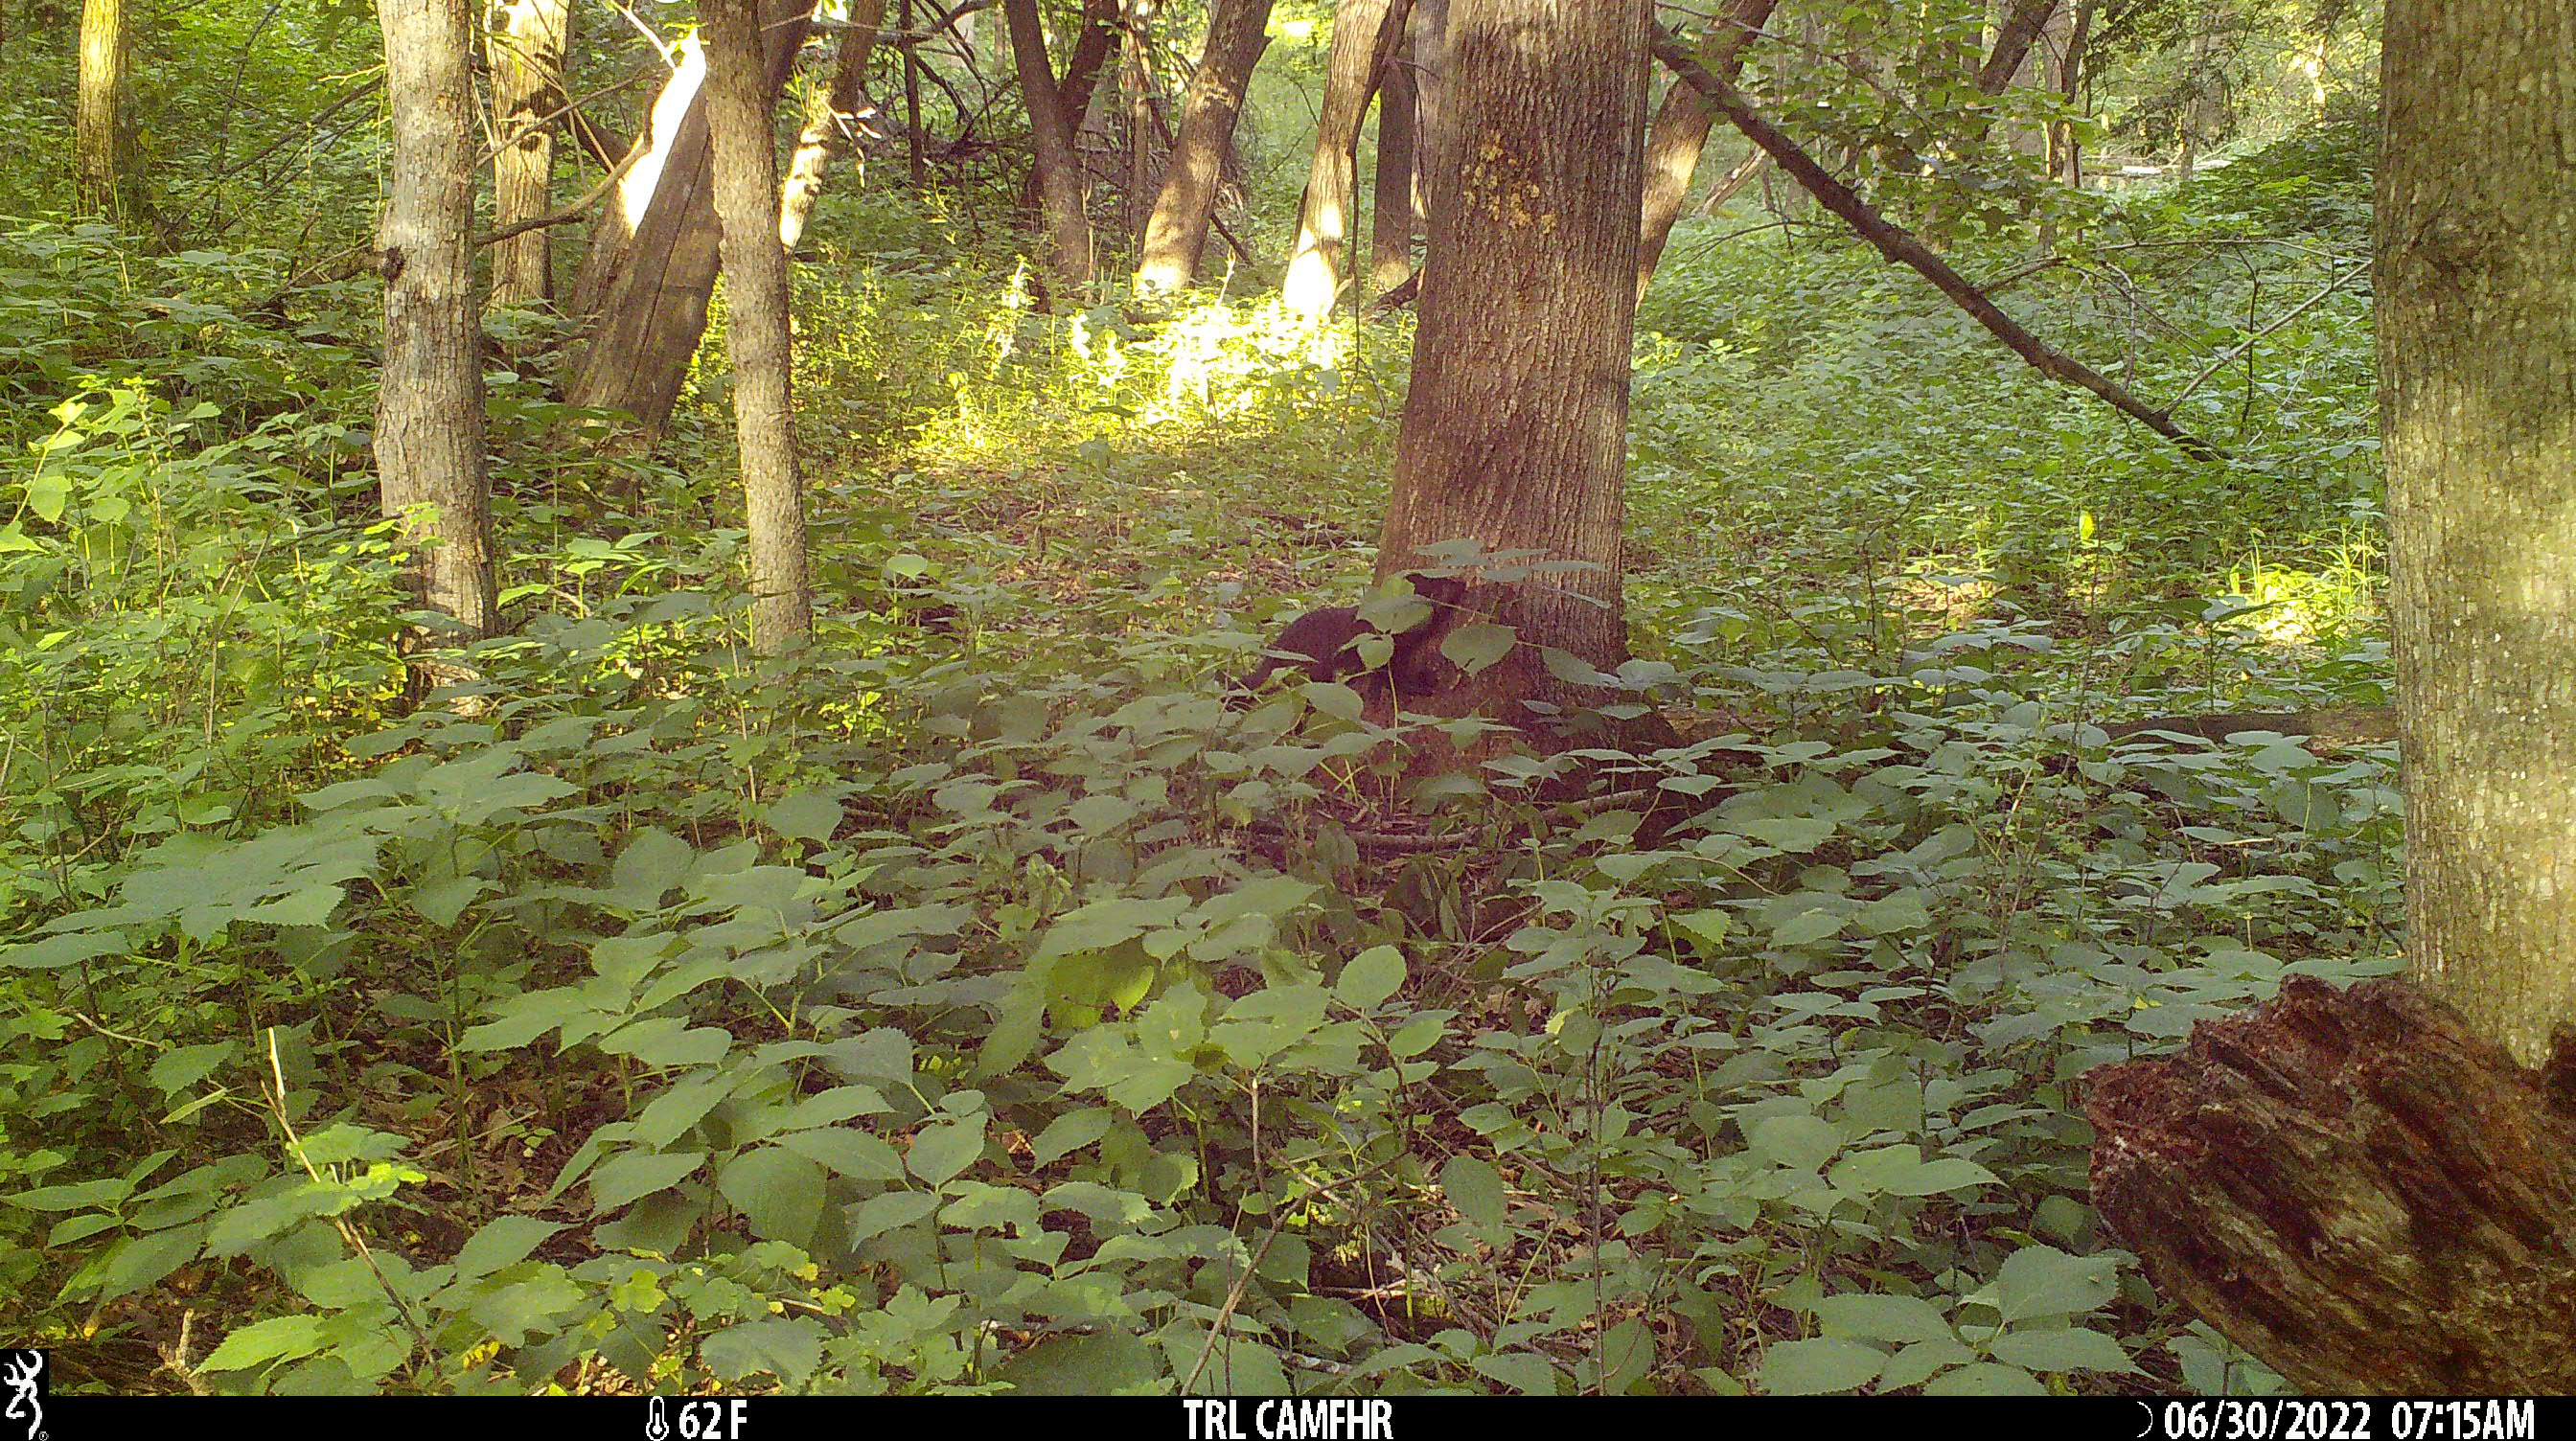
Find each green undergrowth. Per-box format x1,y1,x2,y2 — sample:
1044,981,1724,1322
2,140,2395,1395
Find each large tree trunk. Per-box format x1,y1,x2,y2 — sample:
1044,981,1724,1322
2085,0,2576,1395
702,0,813,655
562,0,810,444
376,0,498,655
2086,978,2576,1392
1280,0,1402,321
1634,0,1776,301
1376,0,1652,748
1005,0,1096,290
778,0,886,252
486,0,573,307
76,0,127,216
2381,0,2576,1067
1134,0,1272,292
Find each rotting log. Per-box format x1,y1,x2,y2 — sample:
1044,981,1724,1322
2085,975,2576,1393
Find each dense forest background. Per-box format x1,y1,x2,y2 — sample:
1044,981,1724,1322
3,0,2550,1398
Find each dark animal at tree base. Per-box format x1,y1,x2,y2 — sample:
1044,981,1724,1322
1230,573,1470,708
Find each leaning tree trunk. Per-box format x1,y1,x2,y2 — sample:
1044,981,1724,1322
702,0,812,655
1280,0,1402,321
2380,0,2576,1065
1134,0,1273,292
376,0,498,656
1005,0,1096,292
777,0,886,252
76,0,127,216
562,0,810,444
1376,0,1659,752
486,0,573,307
2086,978,2576,1393
1634,0,1775,300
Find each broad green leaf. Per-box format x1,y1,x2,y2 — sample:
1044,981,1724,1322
717,1147,825,1245
1760,1337,1886,1394
1440,1155,1507,1228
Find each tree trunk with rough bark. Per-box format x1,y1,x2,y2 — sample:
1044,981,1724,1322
2381,0,2576,1067
1368,38,1415,294
76,0,128,216
2087,977,2576,1393
376,0,498,656
2086,0,2576,1395
702,0,812,655
1134,0,1272,291
487,0,573,307
778,0,886,252
1634,0,1775,301
1376,0,1657,752
1006,0,1096,291
1281,0,1401,321
2047,0,2091,185
562,0,810,444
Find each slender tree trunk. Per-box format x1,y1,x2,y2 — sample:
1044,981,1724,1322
778,0,886,251
901,0,927,187
1058,0,1122,126
1006,0,1096,290
1134,0,1272,291
376,0,498,655
1973,0,2058,93
702,0,813,655
1368,39,1415,294
1120,1,1158,249
2381,0,2576,1067
1377,0,1654,750
486,0,573,308
562,0,810,443
1406,0,1448,220
76,0,127,216
1634,0,1776,301
2048,0,2091,185
1281,0,1401,321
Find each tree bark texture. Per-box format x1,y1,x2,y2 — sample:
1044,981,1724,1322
1368,39,1415,293
486,0,573,307
1633,0,1775,300
778,0,886,252
2048,0,2092,184
1134,0,1273,291
376,0,498,648
1973,0,2058,94
1281,0,1401,321
563,0,810,443
2380,0,2576,1067
1376,0,1649,743
702,0,813,655
2087,976,2576,1392
1006,0,1097,289
1120,1,1160,250
76,0,127,215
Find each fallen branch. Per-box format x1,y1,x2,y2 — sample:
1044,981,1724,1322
1650,28,2228,464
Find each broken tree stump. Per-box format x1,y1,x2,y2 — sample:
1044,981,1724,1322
2085,974,2576,1393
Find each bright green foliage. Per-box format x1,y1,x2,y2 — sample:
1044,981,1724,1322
0,13,2386,1395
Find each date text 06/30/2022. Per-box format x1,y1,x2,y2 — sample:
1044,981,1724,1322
1184,1399,1394,1441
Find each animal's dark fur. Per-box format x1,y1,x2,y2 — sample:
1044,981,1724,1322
1230,573,1469,707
